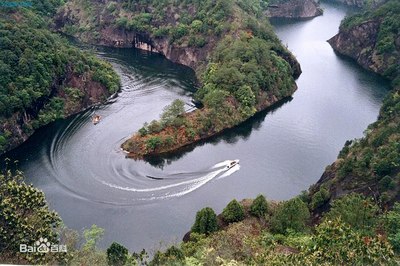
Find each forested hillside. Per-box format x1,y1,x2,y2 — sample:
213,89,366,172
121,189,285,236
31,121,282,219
56,0,301,157
310,0,400,209
0,1,120,154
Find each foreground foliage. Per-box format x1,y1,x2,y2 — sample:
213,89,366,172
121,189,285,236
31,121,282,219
147,193,396,265
0,166,64,264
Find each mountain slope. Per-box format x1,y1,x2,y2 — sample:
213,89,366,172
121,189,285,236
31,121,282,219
310,0,400,211
0,2,120,154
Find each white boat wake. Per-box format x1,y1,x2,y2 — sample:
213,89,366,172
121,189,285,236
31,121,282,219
101,160,240,200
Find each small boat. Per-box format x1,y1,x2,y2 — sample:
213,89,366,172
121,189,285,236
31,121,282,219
92,115,101,125
227,159,239,169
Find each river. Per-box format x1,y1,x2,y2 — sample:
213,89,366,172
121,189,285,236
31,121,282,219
2,2,390,252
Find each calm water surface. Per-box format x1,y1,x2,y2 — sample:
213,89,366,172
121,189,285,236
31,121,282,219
3,3,390,251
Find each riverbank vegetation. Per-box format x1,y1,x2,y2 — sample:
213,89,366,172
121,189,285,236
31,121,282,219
114,0,300,157
0,1,120,154
148,193,397,265
311,0,400,209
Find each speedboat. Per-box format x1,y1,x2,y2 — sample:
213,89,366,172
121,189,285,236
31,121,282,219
92,115,101,125
227,159,239,169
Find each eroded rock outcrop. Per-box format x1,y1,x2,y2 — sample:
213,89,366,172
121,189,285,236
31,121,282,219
54,6,215,72
328,19,399,78
267,0,323,18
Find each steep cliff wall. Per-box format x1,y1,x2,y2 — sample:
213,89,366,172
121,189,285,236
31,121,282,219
267,0,323,18
328,20,399,78
326,0,366,7
55,11,208,72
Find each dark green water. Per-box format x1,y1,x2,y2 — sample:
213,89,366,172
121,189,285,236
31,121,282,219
2,3,390,251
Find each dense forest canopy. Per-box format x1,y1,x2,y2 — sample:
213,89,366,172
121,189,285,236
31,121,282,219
113,0,300,155
0,2,120,153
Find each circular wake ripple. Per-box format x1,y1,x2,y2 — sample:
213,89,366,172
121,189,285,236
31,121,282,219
42,48,238,206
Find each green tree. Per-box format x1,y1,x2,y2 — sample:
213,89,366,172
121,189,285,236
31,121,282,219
310,187,330,209
69,225,107,265
222,199,245,223
146,136,162,151
190,19,203,33
150,245,184,266
379,175,396,191
107,242,129,266
385,203,400,253
271,197,310,234
324,193,379,232
160,99,185,127
0,169,63,264
294,218,394,265
235,85,256,107
191,207,218,235
250,194,269,218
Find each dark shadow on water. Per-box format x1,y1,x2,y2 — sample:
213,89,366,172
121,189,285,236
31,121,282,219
141,97,293,168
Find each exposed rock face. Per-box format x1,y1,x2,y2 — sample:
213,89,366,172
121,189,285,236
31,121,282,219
325,0,386,7
267,0,323,18
92,27,207,71
54,4,301,77
328,20,399,77
329,0,366,7
54,8,212,72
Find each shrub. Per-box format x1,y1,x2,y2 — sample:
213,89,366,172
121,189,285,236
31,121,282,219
150,246,184,266
191,207,218,235
324,193,379,232
222,199,245,223
160,99,185,127
310,187,330,209
250,194,269,218
147,120,163,134
295,218,395,265
106,242,128,266
385,203,400,253
138,126,148,137
271,197,310,234
379,175,396,191
146,136,162,151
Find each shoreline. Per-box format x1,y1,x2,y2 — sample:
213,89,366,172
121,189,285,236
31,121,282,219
123,95,295,159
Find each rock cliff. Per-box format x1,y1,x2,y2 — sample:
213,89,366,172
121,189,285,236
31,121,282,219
267,0,323,18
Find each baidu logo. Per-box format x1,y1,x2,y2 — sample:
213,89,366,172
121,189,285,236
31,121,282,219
20,237,67,253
